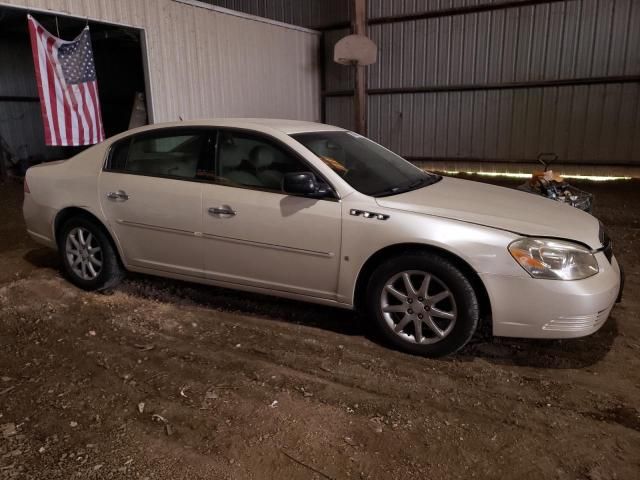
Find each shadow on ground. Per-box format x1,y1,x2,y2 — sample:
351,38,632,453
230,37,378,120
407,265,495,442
22,244,617,369
460,318,617,369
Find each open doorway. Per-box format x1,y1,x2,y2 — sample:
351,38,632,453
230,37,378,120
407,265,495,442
0,5,150,176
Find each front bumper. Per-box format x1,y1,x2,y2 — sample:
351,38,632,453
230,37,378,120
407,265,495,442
481,252,621,339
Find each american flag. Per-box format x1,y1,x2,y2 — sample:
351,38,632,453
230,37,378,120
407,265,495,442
27,15,105,146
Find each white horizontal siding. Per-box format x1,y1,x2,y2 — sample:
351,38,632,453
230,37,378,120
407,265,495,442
1,0,321,123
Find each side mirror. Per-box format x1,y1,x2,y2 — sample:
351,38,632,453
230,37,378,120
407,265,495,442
282,172,318,196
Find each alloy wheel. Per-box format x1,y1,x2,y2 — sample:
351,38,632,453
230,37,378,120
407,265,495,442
65,227,103,281
380,270,457,344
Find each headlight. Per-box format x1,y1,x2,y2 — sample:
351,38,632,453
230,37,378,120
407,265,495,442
508,238,599,280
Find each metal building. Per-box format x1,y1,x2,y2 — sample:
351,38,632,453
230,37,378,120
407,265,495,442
0,0,321,161
211,0,640,174
205,0,351,29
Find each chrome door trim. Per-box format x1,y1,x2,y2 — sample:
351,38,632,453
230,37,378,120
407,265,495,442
116,219,195,238
116,219,335,258
202,232,334,258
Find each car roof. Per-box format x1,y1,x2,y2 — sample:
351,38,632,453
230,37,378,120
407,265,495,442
118,118,346,138
221,118,346,134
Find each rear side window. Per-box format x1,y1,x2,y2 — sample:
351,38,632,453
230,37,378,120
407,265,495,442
109,141,129,170
107,130,209,180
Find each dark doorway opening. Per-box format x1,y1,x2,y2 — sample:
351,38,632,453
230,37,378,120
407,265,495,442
0,6,150,173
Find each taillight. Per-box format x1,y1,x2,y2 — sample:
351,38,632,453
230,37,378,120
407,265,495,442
24,179,30,194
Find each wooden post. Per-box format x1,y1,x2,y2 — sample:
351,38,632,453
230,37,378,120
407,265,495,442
353,0,367,135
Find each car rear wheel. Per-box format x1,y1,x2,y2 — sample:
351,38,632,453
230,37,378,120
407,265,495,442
366,252,479,357
59,217,125,291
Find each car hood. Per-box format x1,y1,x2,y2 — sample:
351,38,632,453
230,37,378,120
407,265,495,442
375,176,602,249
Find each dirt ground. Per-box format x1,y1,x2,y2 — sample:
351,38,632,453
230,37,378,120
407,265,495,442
1,176,639,480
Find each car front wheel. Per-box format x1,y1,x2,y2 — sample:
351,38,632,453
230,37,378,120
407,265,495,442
59,217,125,291
366,252,479,357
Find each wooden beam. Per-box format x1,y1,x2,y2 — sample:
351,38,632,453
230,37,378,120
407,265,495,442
352,0,367,135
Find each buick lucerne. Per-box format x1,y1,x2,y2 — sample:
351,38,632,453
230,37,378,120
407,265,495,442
23,119,622,356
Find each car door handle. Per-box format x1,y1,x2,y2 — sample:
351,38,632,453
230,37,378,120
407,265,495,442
106,190,129,201
208,207,236,217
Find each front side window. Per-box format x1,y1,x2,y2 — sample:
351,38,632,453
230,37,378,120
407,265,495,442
108,130,208,180
216,131,317,192
292,131,441,197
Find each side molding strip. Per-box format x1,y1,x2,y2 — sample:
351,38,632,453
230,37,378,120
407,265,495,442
117,219,334,258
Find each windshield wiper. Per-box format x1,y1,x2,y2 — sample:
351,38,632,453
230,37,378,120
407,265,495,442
371,174,441,197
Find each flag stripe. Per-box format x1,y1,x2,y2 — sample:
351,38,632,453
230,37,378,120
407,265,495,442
71,85,82,143
35,27,54,144
27,20,48,144
81,83,95,144
29,21,53,145
73,84,90,145
89,81,105,142
45,35,61,146
51,40,68,146
52,45,76,146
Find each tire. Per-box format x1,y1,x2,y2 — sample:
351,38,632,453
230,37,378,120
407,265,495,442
58,216,125,291
365,252,479,357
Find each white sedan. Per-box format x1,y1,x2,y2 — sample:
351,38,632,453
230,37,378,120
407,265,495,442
23,119,622,356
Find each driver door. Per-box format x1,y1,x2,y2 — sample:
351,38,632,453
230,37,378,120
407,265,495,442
200,130,342,299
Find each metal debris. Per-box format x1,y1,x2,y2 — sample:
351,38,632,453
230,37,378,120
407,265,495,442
151,413,173,436
151,414,167,424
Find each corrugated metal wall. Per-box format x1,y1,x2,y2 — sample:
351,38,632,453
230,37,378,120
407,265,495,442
204,0,351,28
326,0,640,169
364,0,640,167
0,0,321,159
205,0,640,169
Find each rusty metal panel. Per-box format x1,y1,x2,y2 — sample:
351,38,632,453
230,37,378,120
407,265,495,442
1,0,321,125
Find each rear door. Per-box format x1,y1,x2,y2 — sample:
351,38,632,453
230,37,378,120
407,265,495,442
99,128,212,277
200,129,342,299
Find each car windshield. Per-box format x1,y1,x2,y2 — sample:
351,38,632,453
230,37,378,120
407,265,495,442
292,131,441,197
